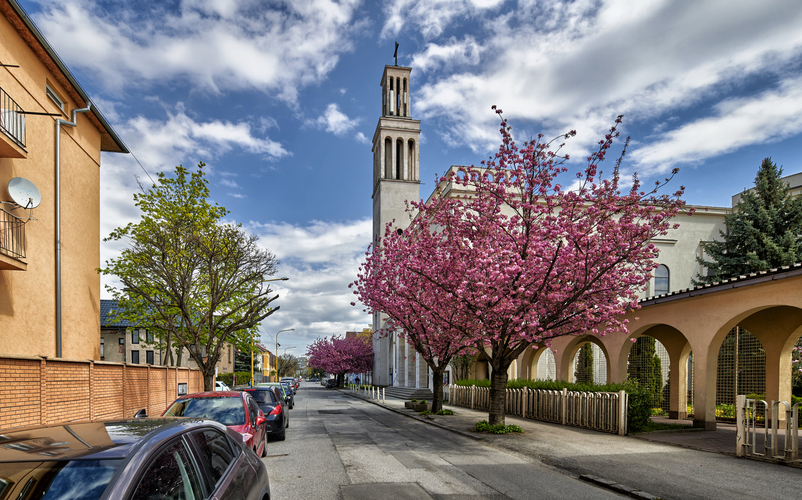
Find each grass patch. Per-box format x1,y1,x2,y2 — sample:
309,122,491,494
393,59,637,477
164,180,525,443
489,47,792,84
436,409,455,415
474,420,524,434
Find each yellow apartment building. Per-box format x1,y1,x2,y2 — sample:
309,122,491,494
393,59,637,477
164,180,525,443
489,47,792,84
0,0,127,359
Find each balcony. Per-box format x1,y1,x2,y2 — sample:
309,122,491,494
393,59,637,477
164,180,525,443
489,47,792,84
0,207,27,271
0,86,26,158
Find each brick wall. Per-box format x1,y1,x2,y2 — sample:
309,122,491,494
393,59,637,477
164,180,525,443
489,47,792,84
0,354,205,431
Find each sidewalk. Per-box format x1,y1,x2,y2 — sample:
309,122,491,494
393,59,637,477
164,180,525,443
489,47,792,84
343,387,802,463
341,388,802,500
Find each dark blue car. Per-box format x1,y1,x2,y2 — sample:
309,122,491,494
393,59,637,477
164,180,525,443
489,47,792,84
0,417,270,500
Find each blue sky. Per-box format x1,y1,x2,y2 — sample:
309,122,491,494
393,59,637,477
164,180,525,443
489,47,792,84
18,0,802,356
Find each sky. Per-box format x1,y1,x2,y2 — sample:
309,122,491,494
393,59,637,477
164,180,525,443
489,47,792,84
17,0,802,357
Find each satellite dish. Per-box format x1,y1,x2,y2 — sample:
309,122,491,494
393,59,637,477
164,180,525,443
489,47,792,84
8,177,41,209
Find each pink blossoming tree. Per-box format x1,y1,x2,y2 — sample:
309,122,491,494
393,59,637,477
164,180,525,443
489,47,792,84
355,110,686,425
352,229,474,411
306,335,373,388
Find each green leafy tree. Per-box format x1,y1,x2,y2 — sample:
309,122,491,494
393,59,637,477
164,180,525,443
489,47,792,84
276,354,300,377
449,351,477,382
695,158,802,284
627,336,663,409
574,343,594,385
101,164,282,391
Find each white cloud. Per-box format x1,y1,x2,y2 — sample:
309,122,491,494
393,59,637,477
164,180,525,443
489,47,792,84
403,0,802,159
220,178,240,188
631,76,802,175
245,219,373,353
32,0,363,103
308,103,361,137
381,0,504,40
354,132,370,145
410,36,482,73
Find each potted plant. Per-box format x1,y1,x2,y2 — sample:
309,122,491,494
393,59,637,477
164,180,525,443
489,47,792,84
405,399,416,409
412,400,430,412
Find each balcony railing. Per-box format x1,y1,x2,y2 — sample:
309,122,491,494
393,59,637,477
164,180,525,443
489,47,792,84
0,206,26,260
1,86,26,149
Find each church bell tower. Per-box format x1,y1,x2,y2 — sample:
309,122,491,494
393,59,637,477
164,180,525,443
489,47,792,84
371,64,421,386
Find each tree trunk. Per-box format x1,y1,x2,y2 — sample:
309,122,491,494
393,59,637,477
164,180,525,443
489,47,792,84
337,373,345,388
431,367,445,413
488,364,509,426
203,369,215,392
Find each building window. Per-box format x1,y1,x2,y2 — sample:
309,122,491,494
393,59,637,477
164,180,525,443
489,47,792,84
229,345,232,363
46,84,64,112
654,265,670,295
146,351,154,365
131,331,139,344
100,338,105,360
147,331,154,343
131,350,140,364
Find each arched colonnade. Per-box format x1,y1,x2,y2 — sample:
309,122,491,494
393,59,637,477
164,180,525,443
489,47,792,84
506,268,802,430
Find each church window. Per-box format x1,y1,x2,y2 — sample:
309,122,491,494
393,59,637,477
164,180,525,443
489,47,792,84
396,139,403,179
655,265,669,295
408,139,415,179
385,137,392,178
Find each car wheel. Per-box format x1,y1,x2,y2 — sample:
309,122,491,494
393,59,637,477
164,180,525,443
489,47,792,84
277,427,286,441
286,418,289,428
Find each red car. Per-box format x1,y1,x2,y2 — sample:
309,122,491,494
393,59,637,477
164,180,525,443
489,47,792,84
163,391,268,457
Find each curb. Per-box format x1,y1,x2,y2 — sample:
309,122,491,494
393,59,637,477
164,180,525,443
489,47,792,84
579,474,663,499
339,390,483,441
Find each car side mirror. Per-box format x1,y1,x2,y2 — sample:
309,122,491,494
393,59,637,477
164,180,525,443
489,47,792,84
256,415,266,426
134,408,148,419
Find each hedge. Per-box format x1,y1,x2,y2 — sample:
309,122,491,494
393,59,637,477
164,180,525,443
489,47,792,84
216,371,253,387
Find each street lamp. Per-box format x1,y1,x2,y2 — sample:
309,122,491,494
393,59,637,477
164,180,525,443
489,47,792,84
274,329,294,380
251,277,290,386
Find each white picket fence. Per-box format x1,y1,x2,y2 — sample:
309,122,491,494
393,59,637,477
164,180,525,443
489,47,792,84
448,385,628,435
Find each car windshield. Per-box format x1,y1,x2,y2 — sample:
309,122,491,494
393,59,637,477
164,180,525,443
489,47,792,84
165,397,246,426
244,389,276,404
1,459,122,500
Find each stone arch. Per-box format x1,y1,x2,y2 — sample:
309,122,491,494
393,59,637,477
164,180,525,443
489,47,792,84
559,335,611,384
507,359,518,380
618,323,693,419
384,136,392,179
702,304,802,426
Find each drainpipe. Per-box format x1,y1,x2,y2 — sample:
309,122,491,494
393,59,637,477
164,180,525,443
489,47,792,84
55,103,92,358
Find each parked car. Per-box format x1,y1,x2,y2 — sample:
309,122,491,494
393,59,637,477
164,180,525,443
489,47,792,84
326,378,338,388
244,387,288,441
0,417,270,500
281,377,298,393
310,377,319,382
280,381,295,401
163,391,268,458
215,380,231,391
257,382,294,409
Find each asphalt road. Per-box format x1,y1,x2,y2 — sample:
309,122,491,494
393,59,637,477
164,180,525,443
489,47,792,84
262,382,626,499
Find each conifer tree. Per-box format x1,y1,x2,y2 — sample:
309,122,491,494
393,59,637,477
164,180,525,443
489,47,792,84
695,158,802,284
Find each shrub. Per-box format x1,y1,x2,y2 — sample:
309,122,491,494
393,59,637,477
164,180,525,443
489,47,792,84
474,420,524,434
411,399,418,402
217,371,253,387
436,409,455,415
419,410,432,416
626,383,653,433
